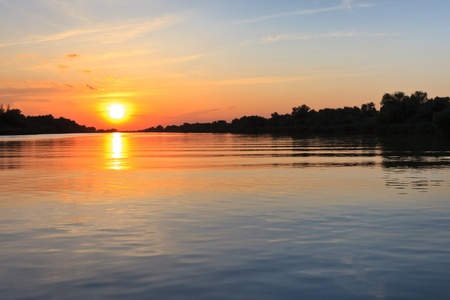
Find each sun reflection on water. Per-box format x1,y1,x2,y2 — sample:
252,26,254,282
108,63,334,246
112,132,122,159
109,132,127,170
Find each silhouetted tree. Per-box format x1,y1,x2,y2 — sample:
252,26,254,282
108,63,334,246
361,102,376,116
0,108,26,127
292,104,310,119
379,92,408,123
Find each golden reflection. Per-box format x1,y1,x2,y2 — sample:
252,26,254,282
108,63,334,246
112,132,122,159
109,132,128,170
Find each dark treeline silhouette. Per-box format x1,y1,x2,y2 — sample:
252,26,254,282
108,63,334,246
143,91,450,136
0,104,97,135
2,91,449,136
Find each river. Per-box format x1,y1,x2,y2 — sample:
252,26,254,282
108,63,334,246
1,133,449,299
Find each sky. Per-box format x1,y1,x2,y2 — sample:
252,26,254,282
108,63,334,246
1,0,449,130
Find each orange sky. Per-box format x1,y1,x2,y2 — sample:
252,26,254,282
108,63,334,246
1,1,450,130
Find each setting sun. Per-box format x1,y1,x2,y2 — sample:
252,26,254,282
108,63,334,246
109,104,125,119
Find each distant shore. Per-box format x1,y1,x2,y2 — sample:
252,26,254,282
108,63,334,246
141,91,450,136
0,104,117,135
1,91,449,136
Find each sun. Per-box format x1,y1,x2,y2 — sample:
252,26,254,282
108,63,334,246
109,104,125,119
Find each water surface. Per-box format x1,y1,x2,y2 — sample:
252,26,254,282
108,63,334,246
1,133,449,299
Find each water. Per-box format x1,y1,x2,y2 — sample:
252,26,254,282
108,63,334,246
0,133,449,299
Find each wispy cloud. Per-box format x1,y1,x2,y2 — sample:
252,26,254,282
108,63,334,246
206,76,316,86
42,0,92,24
256,31,390,44
0,14,183,47
29,29,101,44
65,53,80,58
176,106,237,119
76,69,93,74
0,79,70,89
101,15,182,43
233,0,372,24
86,84,98,90
241,30,399,45
0,0,62,28
56,64,70,69
203,71,383,86
88,49,154,61
144,53,215,66
179,108,222,117
0,80,106,99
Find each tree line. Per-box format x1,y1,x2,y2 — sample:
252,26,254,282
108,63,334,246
1,91,449,136
0,104,97,135
143,91,450,136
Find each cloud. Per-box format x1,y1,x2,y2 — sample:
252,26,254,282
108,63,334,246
16,53,36,59
56,64,70,69
0,85,72,104
261,32,357,43
342,0,368,9
202,72,383,86
0,15,183,47
0,80,15,85
207,76,315,86
182,108,222,116
103,15,182,43
42,0,91,24
177,106,237,119
233,0,372,24
65,53,80,58
254,31,392,44
0,0,61,29
86,84,98,90
89,50,154,61
76,69,92,74
0,14,183,47
0,79,68,89
0,80,107,95
28,29,101,44
142,53,215,66
160,54,211,64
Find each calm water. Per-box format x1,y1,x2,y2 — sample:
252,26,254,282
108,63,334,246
1,133,449,300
